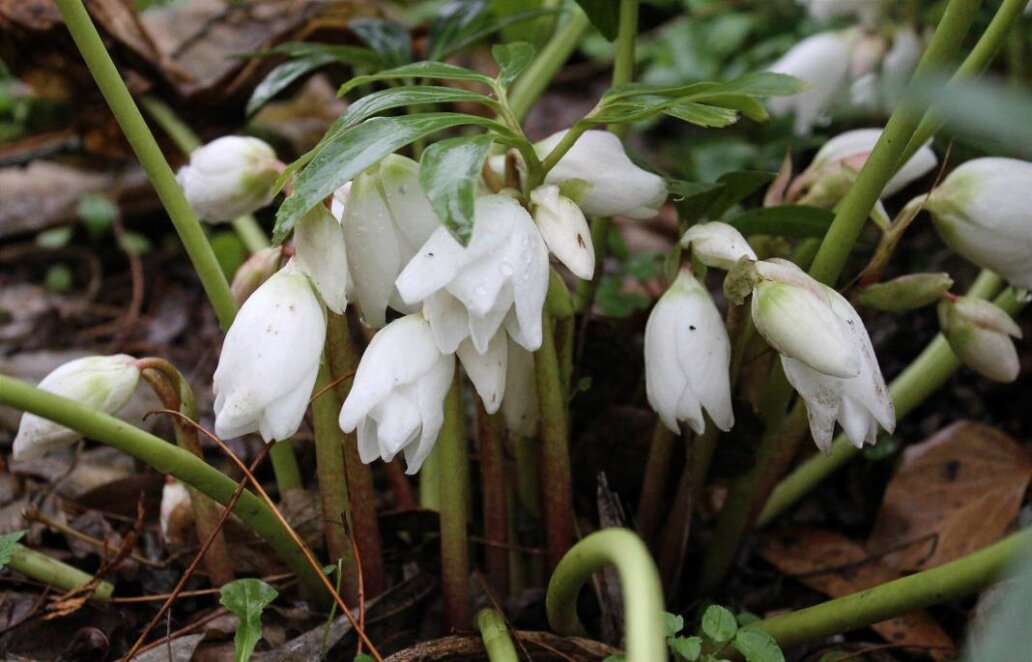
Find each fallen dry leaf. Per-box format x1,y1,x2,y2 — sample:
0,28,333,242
867,421,1032,571
762,528,955,658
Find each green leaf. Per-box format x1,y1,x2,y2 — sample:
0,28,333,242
733,628,785,662
667,179,725,224
76,193,118,235
419,134,496,245
596,274,650,318
701,605,738,643
663,102,739,128
339,61,495,97
427,0,490,60
669,635,703,661
493,42,536,87
36,226,73,249
717,71,806,97
247,50,366,117
664,612,685,637
219,578,278,662
337,86,501,130
0,531,25,569
354,655,374,662
238,42,380,64
348,18,412,68
736,612,761,626
602,656,626,662
725,205,834,239
698,93,770,122
708,170,776,218
575,0,620,40
276,113,506,242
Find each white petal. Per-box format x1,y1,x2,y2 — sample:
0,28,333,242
457,332,508,414
403,354,455,474
531,185,594,280
767,30,854,134
681,222,757,271
294,206,349,314
644,287,688,433
343,172,405,328
394,227,466,305
423,291,472,353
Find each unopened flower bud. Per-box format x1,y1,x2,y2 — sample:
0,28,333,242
176,136,282,222
856,273,954,312
294,206,349,314
681,222,757,271
13,355,140,461
530,185,594,280
938,296,1022,383
230,246,283,305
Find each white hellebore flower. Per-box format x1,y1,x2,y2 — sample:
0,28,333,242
339,314,455,474
681,222,757,271
644,270,734,435
176,136,281,222
925,157,1032,290
530,185,594,279
342,156,440,328
213,259,325,442
396,194,550,354
938,296,1022,383
13,355,140,461
534,130,667,219
294,206,349,314
767,30,855,134
753,260,894,450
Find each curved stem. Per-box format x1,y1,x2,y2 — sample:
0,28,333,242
476,609,520,662
546,528,665,661
0,375,325,599
749,529,1032,649
508,5,591,123
52,0,236,329
8,543,114,600
440,377,472,630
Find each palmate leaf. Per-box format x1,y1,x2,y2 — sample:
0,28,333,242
338,61,496,97
420,134,496,244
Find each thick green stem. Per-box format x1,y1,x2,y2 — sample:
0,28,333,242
635,422,678,543
749,529,1032,649
608,0,639,137
758,278,1020,526
268,441,304,495
440,378,472,630
536,313,574,571
0,375,326,599
546,528,665,661
8,543,114,600
508,5,591,123
476,609,520,662
53,0,236,329
420,445,442,510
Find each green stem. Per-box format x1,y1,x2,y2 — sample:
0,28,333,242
749,529,1032,649
757,274,1018,527
608,0,639,137
478,403,510,596
52,0,236,329
546,528,665,661
8,543,114,600
420,445,442,510
573,215,612,314
635,422,678,543
476,609,520,662
440,378,472,630
536,313,574,571
0,375,326,599
268,441,304,495
508,5,591,124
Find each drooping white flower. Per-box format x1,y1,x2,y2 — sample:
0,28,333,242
13,355,141,461
644,270,734,435
338,314,455,474
457,331,508,415
938,296,1023,383
342,155,440,328
681,222,757,271
230,246,283,305
294,206,349,314
501,339,539,437
534,130,668,219
530,185,594,280
176,136,282,222
880,26,923,100
767,30,856,134
798,0,886,24
395,194,550,353
925,157,1032,290
213,259,325,442
751,259,860,378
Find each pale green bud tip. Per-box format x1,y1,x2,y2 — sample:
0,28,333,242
856,272,954,312
938,297,1021,383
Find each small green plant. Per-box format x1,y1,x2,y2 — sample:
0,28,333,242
220,578,279,662
607,608,784,662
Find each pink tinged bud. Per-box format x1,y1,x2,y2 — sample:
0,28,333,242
338,314,455,474
230,246,283,305
12,355,140,461
926,157,1032,290
681,222,757,271
176,136,281,222
294,206,350,315
938,297,1022,383
534,130,667,219
213,259,326,443
530,185,595,280
752,259,860,378
644,270,734,435
766,30,855,135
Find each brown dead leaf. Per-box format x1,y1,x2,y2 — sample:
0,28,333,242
761,528,955,658
867,421,1032,571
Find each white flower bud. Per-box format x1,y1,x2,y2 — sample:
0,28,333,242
681,222,757,271
534,130,667,219
213,259,325,442
752,259,860,378
160,479,192,543
230,247,283,305
645,270,734,435
294,206,350,315
926,158,1032,290
176,136,281,222
938,296,1022,383
457,331,508,415
530,185,594,280
339,314,455,474
767,30,856,134
13,355,140,461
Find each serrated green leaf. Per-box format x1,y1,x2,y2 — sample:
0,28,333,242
337,86,501,130
663,102,739,128
717,71,805,97
733,628,785,662
419,134,496,245
275,113,507,242
339,61,495,98
0,531,25,569
701,605,738,643
725,205,834,239
238,42,380,64
698,93,769,122
664,612,685,637
493,42,536,87
220,578,278,662
348,18,412,68
575,0,620,40
669,635,702,661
